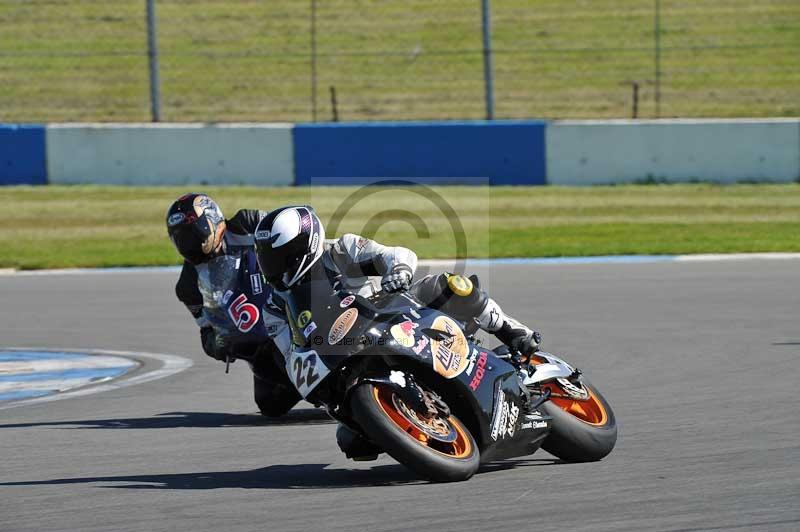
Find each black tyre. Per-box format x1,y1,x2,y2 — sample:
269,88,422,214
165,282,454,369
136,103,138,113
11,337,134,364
254,374,301,418
539,379,617,462
350,383,480,482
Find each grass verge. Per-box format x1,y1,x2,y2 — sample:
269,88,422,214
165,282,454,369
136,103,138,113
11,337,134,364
1,0,798,121
2,184,799,270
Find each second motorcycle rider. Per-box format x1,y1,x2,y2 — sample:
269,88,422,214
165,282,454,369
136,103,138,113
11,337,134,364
166,193,301,417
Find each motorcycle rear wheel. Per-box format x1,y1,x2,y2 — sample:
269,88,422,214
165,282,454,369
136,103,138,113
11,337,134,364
351,382,480,482
539,379,617,462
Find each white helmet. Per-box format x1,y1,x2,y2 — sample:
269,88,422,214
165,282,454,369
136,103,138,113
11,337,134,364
254,206,325,289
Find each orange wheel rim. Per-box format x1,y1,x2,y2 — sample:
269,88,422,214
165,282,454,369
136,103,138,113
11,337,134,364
544,383,608,426
372,386,473,458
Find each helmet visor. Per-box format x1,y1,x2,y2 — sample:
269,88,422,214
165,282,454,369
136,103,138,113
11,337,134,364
169,218,212,264
256,235,307,288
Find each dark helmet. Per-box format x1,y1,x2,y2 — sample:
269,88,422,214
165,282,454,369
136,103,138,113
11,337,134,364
166,193,226,265
254,206,325,290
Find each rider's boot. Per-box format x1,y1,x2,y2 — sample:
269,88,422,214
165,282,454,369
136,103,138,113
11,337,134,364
419,273,540,357
336,423,380,461
477,298,541,357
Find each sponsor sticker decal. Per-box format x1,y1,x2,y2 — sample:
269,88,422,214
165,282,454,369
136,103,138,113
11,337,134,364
297,310,312,328
250,273,263,295
340,294,356,308
255,229,271,241
389,371,407,387
328,308,358,345
521,419,548,430
167,212,186,226
412,335,429,355
465,347,479,376
303,321,317,339
521,411,548,430
507,403,520,437
430,316,469,379
468,351,489,391
390,318,418,348
490,390,520,440
221,289,234,305
490,389,508,441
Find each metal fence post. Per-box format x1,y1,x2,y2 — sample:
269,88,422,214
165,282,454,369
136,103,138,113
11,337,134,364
310,0,318,122
654,0,662,118
480,0,494,120
146,0,161,122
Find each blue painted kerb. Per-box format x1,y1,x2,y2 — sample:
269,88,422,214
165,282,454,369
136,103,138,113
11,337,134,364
293,120,547,186
0,124,47,185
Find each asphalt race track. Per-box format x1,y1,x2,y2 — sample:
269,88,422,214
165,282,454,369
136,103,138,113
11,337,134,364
1,259,798,532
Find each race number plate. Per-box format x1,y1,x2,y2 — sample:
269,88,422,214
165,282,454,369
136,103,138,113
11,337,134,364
285,349,330,398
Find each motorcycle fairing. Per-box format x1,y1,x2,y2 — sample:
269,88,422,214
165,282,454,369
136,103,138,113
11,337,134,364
285,348,331,399
281,279,550,460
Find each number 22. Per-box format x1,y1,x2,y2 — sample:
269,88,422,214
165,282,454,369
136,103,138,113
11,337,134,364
293,354,320,389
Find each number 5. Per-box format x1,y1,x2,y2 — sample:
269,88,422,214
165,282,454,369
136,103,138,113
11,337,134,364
228,294,259,333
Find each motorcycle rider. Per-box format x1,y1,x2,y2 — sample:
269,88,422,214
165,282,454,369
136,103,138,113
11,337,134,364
253,205,541,362
252,205,541,459
166,193,301,416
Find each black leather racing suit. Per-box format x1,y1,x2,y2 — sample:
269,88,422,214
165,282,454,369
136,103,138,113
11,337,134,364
264,233,486,358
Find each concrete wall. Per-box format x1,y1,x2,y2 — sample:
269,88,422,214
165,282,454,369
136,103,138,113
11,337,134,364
1,119,798,186
547,119,800,185
46,123,294,186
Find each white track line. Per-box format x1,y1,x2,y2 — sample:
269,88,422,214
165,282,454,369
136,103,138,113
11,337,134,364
0,348,193,410
0,377,121,394
0,266,181,276
0,355,137,375
674,253,800,262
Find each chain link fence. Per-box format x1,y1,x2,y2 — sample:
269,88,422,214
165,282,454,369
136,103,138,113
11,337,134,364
1,0,798,123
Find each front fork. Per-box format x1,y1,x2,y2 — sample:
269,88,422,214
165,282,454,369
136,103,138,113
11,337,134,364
494,343,587,408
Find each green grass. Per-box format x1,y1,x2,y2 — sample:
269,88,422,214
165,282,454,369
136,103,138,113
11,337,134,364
0,0,798,122
2,184,799,270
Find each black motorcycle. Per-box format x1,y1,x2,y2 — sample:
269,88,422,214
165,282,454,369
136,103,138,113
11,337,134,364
281,276,617,482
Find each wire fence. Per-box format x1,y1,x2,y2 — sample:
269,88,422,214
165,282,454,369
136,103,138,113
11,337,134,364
1,0,798,123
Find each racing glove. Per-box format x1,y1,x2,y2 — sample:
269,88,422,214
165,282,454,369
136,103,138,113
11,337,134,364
200,327,234,362
381,265,413,293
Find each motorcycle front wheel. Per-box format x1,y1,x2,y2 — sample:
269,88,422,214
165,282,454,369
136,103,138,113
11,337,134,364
350,382,480,482
539,378,617,462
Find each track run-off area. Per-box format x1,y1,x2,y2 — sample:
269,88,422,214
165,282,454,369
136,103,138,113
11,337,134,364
1,256,798,532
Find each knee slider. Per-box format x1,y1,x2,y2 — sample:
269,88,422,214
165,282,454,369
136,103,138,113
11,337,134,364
437,273,487,321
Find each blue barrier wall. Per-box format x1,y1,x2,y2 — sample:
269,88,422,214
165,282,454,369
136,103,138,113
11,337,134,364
0,125,47,185
4,120,798,187
293,121,547,186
